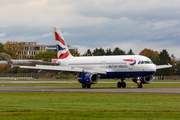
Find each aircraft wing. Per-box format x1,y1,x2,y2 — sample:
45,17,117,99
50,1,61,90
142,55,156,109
155,64,172,69
19,65,107,75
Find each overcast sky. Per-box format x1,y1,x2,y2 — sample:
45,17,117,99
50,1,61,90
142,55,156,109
0,0,180,57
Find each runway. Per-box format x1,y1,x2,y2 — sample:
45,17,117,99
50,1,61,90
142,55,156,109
0,86,180,94
1,81,180,84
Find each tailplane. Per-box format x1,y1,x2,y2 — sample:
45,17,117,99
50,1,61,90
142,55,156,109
54,27,73,59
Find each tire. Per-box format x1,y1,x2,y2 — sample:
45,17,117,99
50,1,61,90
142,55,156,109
117,82,122,88
122,82,126,88
82,84,87,88
87,84,91,88
137,84,142,88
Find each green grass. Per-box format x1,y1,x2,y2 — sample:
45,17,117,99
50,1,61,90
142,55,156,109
0,92,180,120
0,79,180,119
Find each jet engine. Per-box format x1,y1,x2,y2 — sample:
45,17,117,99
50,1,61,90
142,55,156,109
78,73,99,84
132,75,153,84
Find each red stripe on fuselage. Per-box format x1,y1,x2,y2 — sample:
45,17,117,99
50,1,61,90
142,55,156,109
54,32,66,45
123,59,136,62
58,51,69,59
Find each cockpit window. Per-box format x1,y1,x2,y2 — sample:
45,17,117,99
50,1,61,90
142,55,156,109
145,61,150,64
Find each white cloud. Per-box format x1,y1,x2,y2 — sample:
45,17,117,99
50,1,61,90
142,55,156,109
63,32,82,36
0,0,180,57
144,20,180,30
75,40,179,58
42,32,52,37
0,33,6,37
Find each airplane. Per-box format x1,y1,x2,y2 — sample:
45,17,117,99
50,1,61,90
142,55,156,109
17,27,172,88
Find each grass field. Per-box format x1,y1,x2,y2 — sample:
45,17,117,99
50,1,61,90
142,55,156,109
0,79,180,119
0,92,180,120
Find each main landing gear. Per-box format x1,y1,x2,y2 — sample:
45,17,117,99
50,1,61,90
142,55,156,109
117,78,126,88
82,84,91,88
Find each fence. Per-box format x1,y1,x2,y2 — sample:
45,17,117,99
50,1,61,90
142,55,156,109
0,73,48,79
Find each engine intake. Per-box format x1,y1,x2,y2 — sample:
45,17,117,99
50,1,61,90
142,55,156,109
132,76,153,84
78,73,99,84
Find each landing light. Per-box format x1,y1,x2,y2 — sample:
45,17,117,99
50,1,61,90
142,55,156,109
137,80,141,83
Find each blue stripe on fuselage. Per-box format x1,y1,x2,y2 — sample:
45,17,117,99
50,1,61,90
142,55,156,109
100,71,156,79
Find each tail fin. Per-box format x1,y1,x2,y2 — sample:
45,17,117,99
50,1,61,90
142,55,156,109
54,27,73,59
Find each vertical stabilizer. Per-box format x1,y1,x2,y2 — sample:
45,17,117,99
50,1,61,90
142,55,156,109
54,27,73,59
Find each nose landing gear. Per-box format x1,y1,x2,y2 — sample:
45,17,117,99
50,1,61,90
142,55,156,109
136,78,143,88
137,83,142,88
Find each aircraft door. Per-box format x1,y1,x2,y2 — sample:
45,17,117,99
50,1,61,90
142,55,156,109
101,61,106,69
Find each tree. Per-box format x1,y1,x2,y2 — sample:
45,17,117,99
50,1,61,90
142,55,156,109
127,49,135,55
4,41,24,59
0,64,6,73
150,55,159,65
156,49,172,80
0,52,12,62
83,49,92,56
139,48,158,59
175,62,180,75
34,51,57,61
92,48,106,56
69,50,80,57
112,47,126,55
106,48,112,55
0,43,5,53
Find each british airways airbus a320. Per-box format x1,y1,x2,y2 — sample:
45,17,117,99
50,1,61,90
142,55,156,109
18,27,172,88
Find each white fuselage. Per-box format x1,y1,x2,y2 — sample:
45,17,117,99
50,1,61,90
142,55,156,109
56,55,156,79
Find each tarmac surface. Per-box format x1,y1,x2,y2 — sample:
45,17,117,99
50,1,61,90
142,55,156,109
1,81,180,84
0,86,180,94
0,81,180,94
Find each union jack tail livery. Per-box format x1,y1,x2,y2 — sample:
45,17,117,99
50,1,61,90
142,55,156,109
54,27,73,59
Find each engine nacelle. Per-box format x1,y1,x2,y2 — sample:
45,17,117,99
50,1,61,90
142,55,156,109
78,73,99,84
132,76,153,84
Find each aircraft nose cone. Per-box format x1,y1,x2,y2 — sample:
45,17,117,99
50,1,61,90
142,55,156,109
151,64,156,74
145,64,156,75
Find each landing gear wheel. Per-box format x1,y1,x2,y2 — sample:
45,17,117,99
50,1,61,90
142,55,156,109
82,84,87,88
87,84,91,88
117,82,122,88
137,84,142,88
122,82,126,88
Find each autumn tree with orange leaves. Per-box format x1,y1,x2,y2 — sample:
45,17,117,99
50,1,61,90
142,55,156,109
4,41,25,59
139,48,158,58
